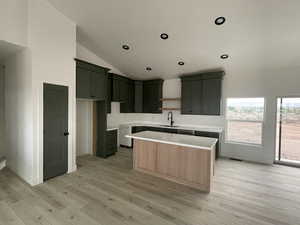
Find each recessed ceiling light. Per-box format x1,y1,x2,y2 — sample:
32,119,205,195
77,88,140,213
160,33,169,40
146,67,152,71
220,54,229,59
178,61,185,66
122,45,130,50
215,17,226,25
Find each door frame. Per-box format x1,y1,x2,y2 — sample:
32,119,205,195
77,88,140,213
274,96,300,167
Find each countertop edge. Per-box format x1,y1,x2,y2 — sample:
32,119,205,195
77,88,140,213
107,127,119,131
120,123,223,133
126,135,217,151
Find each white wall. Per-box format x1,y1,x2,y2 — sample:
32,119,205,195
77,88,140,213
4,49,33,183
0,0,28,47
76,100,93,156
221,67,300,164
0,65,5,158
76,43,125,76
1,0,77,185
27,0,77,185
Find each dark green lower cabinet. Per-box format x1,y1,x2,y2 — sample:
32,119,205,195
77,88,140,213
95,101,107,158
106,129,118,157
195,131,220,159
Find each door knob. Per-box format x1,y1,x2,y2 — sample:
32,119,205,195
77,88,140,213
64,132,70,136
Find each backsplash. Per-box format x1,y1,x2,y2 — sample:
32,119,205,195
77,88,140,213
107,102,225,129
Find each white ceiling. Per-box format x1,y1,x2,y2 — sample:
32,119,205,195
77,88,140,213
0,40,23,63
48,0,300,79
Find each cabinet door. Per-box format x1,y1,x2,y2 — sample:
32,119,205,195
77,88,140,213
134,81,143,113
76,67,91,98
181,81,193,114
107,76,112,113
128,81,134,113
120,80,129,113
106,130,117,149
112,77,120,101
142,83,152,113
91,70,107,100
119,79,128,102
202,79,221,115
143,81,163,113
192,80,203,114
152,83,163,113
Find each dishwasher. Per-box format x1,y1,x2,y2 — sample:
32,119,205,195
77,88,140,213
119,124,133,147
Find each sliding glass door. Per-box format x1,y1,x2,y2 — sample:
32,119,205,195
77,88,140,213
276,97,300,165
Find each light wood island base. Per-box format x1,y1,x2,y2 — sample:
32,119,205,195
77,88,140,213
133,139,215,192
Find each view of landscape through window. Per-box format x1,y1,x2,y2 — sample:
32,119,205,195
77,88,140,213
277,98,300,162
226,98,264,145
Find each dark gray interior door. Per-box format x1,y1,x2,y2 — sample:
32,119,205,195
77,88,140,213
44,83,68,181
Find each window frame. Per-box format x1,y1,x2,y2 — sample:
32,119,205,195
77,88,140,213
225,97,266,147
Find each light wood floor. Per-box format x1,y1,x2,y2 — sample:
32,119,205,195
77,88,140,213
1,148,300,225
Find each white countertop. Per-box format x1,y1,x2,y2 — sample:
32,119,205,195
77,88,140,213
127,131,218,150
120,122,223,133
107,127,119,131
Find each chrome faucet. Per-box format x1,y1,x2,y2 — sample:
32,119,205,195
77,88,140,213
167,111,174,127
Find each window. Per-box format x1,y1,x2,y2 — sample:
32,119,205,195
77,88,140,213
226,98,265,145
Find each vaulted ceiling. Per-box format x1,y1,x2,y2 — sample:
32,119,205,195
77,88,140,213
48,0,300,79
0,41,23,62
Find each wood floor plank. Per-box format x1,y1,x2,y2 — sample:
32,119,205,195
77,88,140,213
0,148,300,225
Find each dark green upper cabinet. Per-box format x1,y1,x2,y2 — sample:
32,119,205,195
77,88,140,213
75,59,109,100
110,73,126,102
90,70,107,99
192,80,203,114
76,67,91,99
134,81,143,113
107,74,112,113
181,71,224,115
143,79,163,114
107,74,163,114
112,75,120,101
181,79,203,114
120,78,134,113
119,77,129,103
202,78,222,115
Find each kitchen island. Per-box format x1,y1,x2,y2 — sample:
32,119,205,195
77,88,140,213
127,131,218,192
